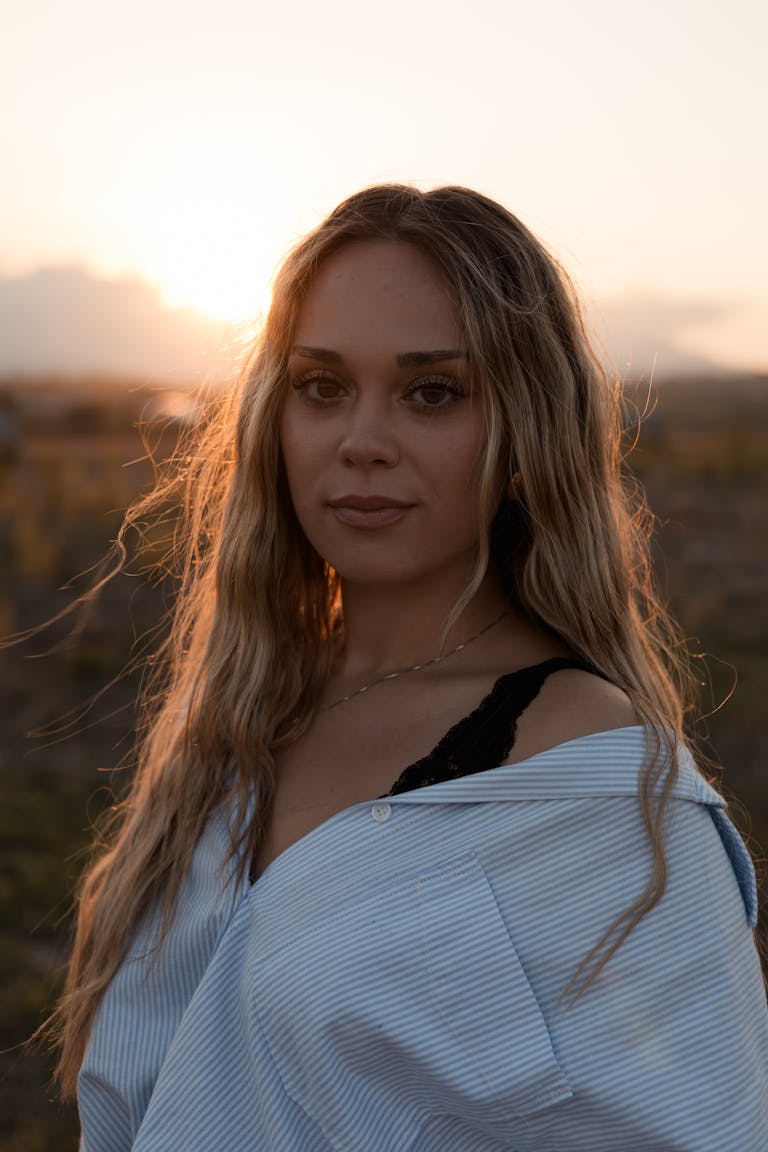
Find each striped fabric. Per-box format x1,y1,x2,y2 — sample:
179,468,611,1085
78,727,768,1150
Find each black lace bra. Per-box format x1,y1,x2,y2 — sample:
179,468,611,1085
378,656,605,798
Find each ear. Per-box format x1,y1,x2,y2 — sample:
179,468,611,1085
507,470,523,501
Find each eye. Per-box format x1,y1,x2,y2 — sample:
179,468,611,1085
291,369,345,403
404,376,467,409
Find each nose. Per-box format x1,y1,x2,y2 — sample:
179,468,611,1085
337,396,400,468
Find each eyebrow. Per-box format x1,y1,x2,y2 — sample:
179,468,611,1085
291,346,470,367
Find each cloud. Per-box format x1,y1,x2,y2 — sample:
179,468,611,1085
0,266,236,381
587,292,738,379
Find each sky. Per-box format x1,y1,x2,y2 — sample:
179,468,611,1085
2,0,766,379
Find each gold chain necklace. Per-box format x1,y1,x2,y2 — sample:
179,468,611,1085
318,609,510,713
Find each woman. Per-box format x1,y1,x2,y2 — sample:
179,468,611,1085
58,185,766,1149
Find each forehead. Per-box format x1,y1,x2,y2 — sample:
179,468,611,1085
294,240,461,350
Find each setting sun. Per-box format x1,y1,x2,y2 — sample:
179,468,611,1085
138,195,284,324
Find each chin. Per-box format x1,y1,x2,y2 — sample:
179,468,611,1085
331,561,424,587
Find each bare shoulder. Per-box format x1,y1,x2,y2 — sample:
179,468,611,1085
507,668,641,764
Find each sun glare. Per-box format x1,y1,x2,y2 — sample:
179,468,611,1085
159,265,273,326
137,194,290,326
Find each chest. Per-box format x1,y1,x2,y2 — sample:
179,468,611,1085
254,680,494,879
252,719,416,879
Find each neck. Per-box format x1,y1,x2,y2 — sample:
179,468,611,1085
334,565,511,685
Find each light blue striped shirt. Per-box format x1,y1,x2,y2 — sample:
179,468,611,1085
78,727,768,1150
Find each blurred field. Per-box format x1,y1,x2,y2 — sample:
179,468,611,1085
0,373,766,1150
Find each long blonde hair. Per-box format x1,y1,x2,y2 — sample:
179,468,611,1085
53,183,699,1094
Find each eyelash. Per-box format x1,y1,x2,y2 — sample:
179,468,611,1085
290,370,467,409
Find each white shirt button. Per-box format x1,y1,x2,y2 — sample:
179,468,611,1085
370,802,392,823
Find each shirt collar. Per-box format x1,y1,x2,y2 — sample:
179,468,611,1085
385,727,724,808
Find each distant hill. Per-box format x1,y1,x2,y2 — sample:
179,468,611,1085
0,266,237,382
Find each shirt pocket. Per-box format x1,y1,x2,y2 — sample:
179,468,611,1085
251,851,572,1152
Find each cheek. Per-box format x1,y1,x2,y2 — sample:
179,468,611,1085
437,428,486,501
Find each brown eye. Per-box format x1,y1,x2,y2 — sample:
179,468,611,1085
405,376,466,409
292,371,345,403
314,379,343,400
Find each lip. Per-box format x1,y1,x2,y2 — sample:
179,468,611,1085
327,495,414,511
327,495,415,529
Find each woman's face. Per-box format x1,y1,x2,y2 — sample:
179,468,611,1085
279,239,488,591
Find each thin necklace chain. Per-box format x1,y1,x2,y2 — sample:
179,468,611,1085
318,608,510,714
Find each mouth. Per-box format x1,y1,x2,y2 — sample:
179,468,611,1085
326,495,415,529
327,495,413,511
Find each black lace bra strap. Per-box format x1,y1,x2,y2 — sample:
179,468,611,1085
473,656,606,737
384,656,607,797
